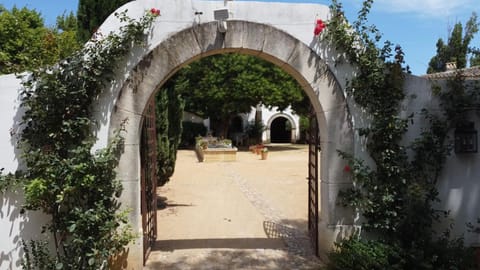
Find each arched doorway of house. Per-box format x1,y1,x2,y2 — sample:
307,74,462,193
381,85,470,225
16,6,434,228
270,116,292,143
101,4,354,267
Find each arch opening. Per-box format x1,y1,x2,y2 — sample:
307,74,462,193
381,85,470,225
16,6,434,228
105,20,354,268
149,50,320,265
270,116,292,143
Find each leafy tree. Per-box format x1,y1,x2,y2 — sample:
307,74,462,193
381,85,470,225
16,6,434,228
0,5,50,74
471,47,480,66
77,0,131,43
56,11,77,32
170,53,308,137
54,12,81,60
427,13,479,73
0,5,80,74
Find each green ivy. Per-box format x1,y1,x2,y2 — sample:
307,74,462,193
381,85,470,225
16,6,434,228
1,10,158,269
325,0,478,268
326,0,412,236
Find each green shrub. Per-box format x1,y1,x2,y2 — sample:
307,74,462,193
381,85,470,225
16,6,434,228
327,238,404,270
403,236,476,270
155,83,184,186
245,120,265,144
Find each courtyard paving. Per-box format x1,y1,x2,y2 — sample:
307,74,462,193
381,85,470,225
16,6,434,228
144,144,324,269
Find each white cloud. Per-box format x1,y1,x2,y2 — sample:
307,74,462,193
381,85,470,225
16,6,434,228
372,0,476,18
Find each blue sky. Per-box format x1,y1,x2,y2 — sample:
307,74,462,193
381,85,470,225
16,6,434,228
0,0,478,75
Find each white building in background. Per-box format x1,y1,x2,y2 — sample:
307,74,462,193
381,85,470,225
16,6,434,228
249,105,301,144
184,104,301,145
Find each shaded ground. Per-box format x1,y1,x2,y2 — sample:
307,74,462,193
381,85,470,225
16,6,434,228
145,144,323,269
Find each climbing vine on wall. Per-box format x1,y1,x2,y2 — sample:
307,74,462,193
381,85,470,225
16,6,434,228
1,10,159,269
325,0,477,268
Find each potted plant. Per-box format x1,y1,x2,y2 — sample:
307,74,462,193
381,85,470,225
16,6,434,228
255,144,264,155
261,147,268,160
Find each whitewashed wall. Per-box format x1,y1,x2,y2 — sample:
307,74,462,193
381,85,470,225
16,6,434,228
0,74,49,270
402,75,480,246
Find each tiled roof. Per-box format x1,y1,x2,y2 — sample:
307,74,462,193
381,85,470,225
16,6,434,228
422,66,480,80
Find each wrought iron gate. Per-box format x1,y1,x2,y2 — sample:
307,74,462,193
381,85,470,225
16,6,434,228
141,100,158,264
307,114,319,256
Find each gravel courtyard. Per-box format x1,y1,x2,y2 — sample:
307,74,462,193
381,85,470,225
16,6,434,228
145,144,324,269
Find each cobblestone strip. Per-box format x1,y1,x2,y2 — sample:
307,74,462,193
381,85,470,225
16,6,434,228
222,165,316,258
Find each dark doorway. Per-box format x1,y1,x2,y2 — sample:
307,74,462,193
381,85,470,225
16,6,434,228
270,117,291,143
229,116,243,134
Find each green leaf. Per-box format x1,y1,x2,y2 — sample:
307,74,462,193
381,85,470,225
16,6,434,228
68,223,76,233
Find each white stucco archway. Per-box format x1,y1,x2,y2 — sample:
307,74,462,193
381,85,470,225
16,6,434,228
93,1,355,268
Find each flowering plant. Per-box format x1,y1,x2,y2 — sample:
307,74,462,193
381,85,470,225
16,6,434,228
150,8,161,16
314,19,326,36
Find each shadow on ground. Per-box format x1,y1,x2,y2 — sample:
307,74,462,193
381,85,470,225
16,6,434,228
236,144,308,152
157,195,193,210
266,144,308,152
145,249,323,270
154,237,285,251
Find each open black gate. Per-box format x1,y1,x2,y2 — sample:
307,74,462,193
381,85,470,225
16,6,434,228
307,113,319,256
141,100,158,264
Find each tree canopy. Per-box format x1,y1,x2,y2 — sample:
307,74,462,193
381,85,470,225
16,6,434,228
0,5,80,74
427,12,479,73
168,53,309,136
471,47,480,67
77,0,131,42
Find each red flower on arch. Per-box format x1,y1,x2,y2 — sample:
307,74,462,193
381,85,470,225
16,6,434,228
314,19,326,36
344,164,351,173
150,8,161,16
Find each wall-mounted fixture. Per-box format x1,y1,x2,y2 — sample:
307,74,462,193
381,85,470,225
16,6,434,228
214,9,229,33
455,121,478,154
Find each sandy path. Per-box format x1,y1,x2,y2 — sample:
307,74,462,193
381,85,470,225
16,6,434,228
145,145,323,269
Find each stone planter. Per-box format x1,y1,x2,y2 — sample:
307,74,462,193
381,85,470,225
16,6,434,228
203,147,238,162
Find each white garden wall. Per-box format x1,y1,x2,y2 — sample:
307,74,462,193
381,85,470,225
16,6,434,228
0,75,50,270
